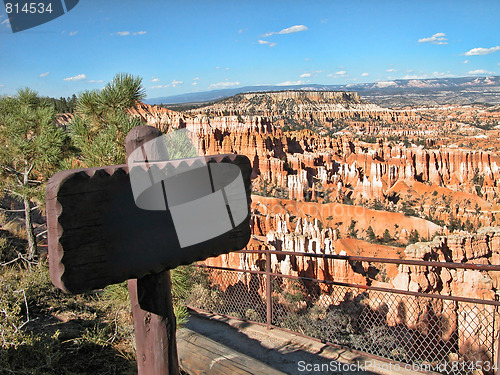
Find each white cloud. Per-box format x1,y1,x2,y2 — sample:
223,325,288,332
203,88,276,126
69,31,78,36
112,31,146,36
299,71,323,78
192,82,198,86
327,70,347,77
149,79,183,88
464,46,500,56
402,72,455,79
432,71,449,77
468,69,492,75
276,80,306,86
39,72,49,77
258,40,277,47
209,82,240,89
0,84,4,87
362,72,369,76
418,32,448,45
464,60,469,64
275,24,308,35
262,25,308,37
64,74,87,81
88,80,104,83
193,77,200,81
386,68,396,72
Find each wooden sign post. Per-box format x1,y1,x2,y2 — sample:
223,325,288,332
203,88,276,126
46,125,252,374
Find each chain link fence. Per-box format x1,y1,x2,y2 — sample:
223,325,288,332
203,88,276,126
186,256,500,375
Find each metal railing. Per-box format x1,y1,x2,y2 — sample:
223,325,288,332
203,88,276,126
186,249,500,375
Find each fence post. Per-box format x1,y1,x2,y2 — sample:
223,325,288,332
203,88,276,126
266,249,272,330
495,294,500,375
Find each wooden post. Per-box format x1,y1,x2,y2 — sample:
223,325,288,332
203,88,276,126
125,126,179,375
128,275,178,375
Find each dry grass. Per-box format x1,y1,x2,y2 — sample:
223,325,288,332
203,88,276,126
0,215,137,374
0,262,139,375
0,213,198,374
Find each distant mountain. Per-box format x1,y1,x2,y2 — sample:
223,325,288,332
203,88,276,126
183,90,418,132
145,76,500,107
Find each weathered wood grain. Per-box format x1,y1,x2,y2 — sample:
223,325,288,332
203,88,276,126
177,328,286,375
128,275,179,375
47,151,252,294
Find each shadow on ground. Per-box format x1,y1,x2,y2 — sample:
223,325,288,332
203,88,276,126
183,313,380,375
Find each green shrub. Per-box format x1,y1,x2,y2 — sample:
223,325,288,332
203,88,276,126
408,229,420,244
187,284,224,312
366,226,377,242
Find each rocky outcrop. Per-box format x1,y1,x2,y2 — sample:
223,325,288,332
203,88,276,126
189,91,419,125
179,115,500,226
384,228,500,364
206,222,500,367
128,102,186,132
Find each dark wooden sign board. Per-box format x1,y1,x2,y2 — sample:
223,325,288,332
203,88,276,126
46,126,252,374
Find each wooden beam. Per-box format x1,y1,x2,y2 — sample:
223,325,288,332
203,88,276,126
177,327,286,375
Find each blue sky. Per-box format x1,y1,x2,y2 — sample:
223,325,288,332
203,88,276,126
0,0,499,99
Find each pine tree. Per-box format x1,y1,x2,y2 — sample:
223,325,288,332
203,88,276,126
347,219,358,239
0,88,68,259
382,229,392,243
69,73,146,167
408,229,420,244
366,226,377,242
